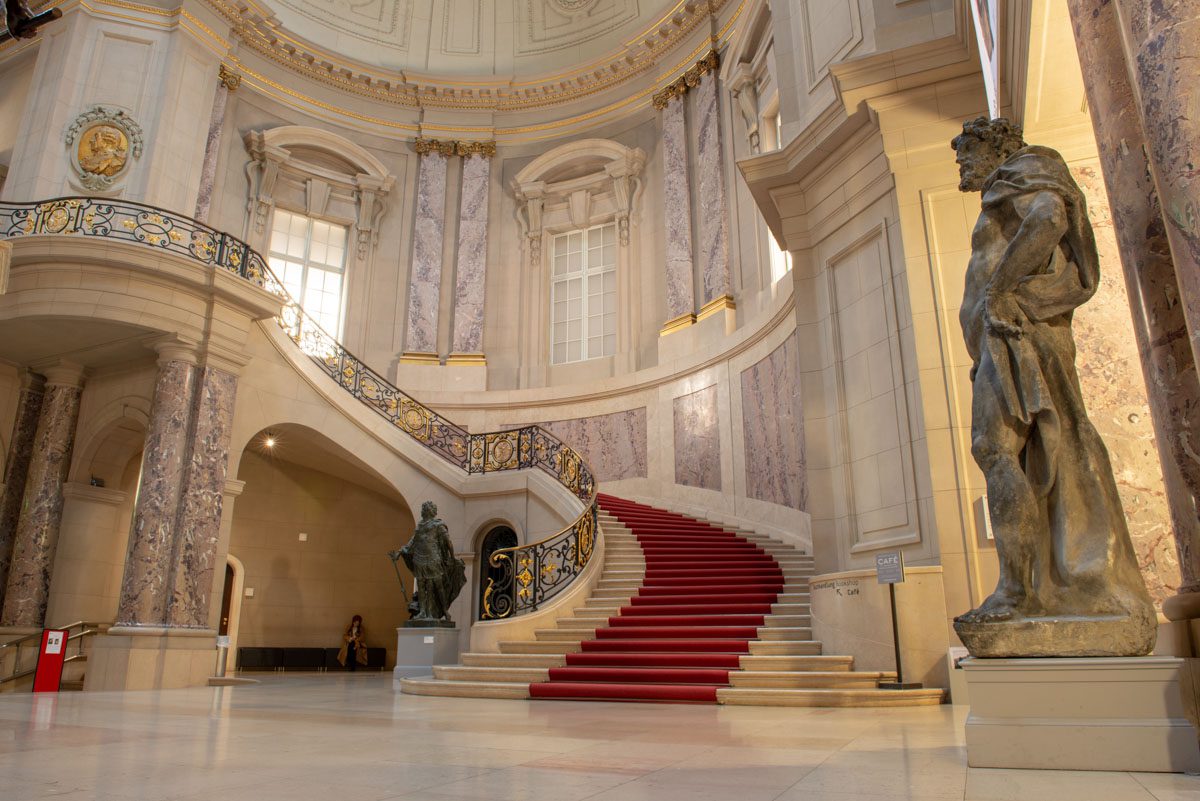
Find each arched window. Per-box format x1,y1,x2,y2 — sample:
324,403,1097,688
244,127,393,341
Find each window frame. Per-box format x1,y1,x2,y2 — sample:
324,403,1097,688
267,208,351,339
549,222,618,366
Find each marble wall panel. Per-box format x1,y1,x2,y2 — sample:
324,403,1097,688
0,374,44,606
1072,162,1179,604
536,409,648,483
741,332,807,510
452,155,491,354
663,96,696,321
673,384,721,491
695,73,731,304
405,153,448,355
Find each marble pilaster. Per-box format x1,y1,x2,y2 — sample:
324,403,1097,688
0,371,44,608
694,72,731,306
116,348,198,626
1069,0,1200,613
168,366,238,628
450,153,492,358
662,96,697,327
0,363,84,627
403,151,449,360
194,87,229,223
1115,0,1200,371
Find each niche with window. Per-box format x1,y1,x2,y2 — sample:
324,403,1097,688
244,127,393,341
512,139,645,378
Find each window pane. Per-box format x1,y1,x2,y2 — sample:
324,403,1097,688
603,244,615,266
603,224,615,245
553,343,566,364
603,334,615,355
568,341,581,362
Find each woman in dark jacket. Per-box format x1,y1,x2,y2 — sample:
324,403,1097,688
337,614,368,671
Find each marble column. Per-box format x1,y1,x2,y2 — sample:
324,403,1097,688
168,366,238,628
0,371,45,608
450,151,492,362
1070,0,1200,617
403,147,450,363
0,363,84,628
694,72,732,309
193,66,240,223
1115,0,1200,370
661,95,697,330
116,344,198,626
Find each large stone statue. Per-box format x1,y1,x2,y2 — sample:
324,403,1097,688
1,0,60,42
399,501,466,627
951,116,1155,657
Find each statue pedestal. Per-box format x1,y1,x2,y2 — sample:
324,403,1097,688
392,625,460,683
962,656,1200,772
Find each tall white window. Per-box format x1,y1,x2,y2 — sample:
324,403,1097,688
769,231,792,284
268,209,349,337
551,223,616,364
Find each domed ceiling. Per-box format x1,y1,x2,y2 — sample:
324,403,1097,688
259,0,689,78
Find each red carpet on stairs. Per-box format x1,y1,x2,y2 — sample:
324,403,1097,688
528,493,787,704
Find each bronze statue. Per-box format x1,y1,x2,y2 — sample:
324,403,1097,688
951,116,1155,657
398,501,466,627
1,1,61,42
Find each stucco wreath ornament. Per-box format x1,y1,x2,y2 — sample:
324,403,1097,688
64,106,144,192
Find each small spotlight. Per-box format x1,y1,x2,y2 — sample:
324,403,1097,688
263,430,276,449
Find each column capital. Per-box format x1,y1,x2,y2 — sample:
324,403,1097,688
153,335,201,367
224,478,246,497
35,360,85,389
200,343,252,376
18,369,46,393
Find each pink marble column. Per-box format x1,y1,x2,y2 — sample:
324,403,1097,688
0,363,84,627
450,152,492,359
694,72,731,306
403,148,449,361
194,73,234,223
1071,0,1200,617
116,344,198,626
1115,0,1200,369
662,95,697,326
168,366,237,628
0,371,44,608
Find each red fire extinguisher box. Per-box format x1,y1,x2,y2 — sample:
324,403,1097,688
32,629,69,692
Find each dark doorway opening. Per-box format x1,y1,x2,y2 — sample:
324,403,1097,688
478,526,518,620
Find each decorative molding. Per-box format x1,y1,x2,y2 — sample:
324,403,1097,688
696,293,735,321
414,138,496,158
447,353,487,365
218,63,241,91
63,106,144,192
652,49,720,110
399,351,441,364
659,312,696,336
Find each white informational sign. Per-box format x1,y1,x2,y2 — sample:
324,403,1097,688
971,0,1000,118
45,631,65,655
875,551,906,585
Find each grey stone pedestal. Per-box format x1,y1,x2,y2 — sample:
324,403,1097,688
392,625,460,683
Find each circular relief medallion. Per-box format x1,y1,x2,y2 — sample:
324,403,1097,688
77,125,129,178
64,106,144,192
550,0,600,12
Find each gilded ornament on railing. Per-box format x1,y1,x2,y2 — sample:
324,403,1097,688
652,49,720,110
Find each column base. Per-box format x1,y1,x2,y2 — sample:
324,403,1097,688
84,627,217,691
962,656,1200,772
399,351,440,365
392,625,460,684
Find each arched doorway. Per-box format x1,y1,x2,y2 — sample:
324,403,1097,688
477,526,517,620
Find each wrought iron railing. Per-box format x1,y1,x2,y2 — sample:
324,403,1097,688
0,197,598,618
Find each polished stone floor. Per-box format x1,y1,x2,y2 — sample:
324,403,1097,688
1,673,1197,801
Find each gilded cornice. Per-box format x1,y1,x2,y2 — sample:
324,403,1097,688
218,63,241,91
414,138,497,158
652,49,720,110
201,0,737,112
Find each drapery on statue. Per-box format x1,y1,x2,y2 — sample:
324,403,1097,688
397,501,466,627
1,1,61,43
951,116,1155,657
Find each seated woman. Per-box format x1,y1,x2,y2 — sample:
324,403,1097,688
337,614,368,671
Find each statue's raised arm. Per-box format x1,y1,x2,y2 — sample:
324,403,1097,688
1,0,61,43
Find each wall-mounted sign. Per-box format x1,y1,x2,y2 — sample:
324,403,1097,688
875,550,905,585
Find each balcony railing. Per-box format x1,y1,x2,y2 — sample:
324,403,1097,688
0,196,598,619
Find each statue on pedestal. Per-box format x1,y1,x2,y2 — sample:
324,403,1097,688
397,501,466,627
951,116,1155,657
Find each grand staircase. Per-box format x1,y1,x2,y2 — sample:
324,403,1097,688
402,495,944,706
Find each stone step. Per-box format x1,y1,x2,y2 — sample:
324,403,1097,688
755,627,814,641
749,640,823,656
460,653,566,668
434,665,549,683
499,641,583,654
535,628,596,641
728,671,889,689
716,687,946,707
400,677,530,699
763,615,811,628
739,655,853,671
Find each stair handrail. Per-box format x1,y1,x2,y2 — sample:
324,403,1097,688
0,620,110,685
0,197,598,619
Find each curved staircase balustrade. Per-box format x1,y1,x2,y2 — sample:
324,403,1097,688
0,197,598,619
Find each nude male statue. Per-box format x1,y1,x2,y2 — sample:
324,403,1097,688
951,117,1154,656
